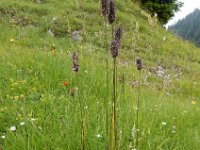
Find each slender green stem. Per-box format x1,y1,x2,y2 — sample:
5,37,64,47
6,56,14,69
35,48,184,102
121,73,125,148
114,58,118,150
136,70,141,149
101,16,109,150
105,20,109,145
112,24,114,38
110,57,118,150
77,73,86,150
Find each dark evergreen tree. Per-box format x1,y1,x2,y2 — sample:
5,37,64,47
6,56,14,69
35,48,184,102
140,0,183,24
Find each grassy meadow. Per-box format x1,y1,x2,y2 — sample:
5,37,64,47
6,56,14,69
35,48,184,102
1,0,200,149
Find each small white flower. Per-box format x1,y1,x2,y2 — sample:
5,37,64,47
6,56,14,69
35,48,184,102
161,122,167,126
95,134,102,138
48,29,54,37
84,106,88,110
31,118,36,121
52,17,57,21
172,130,176,133
10,126,16,131
20,122,25,126
38,126,42,130
172,125,176,129
84,70,88,74
132,149,137,150
2,135,6,139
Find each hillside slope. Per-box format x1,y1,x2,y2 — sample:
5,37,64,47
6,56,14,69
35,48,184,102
1,0,200,149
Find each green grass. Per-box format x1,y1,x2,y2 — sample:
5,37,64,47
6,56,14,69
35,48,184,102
1,0,200,149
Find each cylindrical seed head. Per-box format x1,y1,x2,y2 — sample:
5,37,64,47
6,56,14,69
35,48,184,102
101,0,109,16
108,0,115,24
114,27,122,41
136,58,142,70
72,52,79,72
111,39,119,58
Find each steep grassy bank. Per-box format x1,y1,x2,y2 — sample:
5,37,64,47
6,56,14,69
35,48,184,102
0,0,200,149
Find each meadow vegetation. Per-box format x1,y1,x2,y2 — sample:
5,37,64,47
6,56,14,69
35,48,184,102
0,0,200,149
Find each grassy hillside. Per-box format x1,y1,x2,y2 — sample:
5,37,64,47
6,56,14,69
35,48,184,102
0,0,200,149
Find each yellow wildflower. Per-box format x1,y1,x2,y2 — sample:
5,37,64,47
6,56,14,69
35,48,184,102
20,94,25,99
14,96,19,100
192,100,197,105
10,38,15,43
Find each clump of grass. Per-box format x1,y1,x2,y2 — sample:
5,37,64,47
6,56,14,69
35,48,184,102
2,0,200,149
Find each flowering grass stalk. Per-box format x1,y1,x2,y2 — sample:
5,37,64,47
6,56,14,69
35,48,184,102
109,56,117,150
109,29,122,150
135,58,142,149
72,52,86,150
100,0,110,148
109,4,122,148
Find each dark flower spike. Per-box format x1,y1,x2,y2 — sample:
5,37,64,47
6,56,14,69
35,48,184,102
101,0,109,16
136,58,142,70
72,52,79,72
111,39,119,58
115,27,122,42
108,0,115,24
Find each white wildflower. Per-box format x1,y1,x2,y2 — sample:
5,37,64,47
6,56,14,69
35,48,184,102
172,130,176,133
31,118,36,121
52,17,57,21
161,122,167,126
20,122,25,126
2,135,6,139
48,29,54,37
10,126,16,131
172,125,176,129
95,134,102,138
